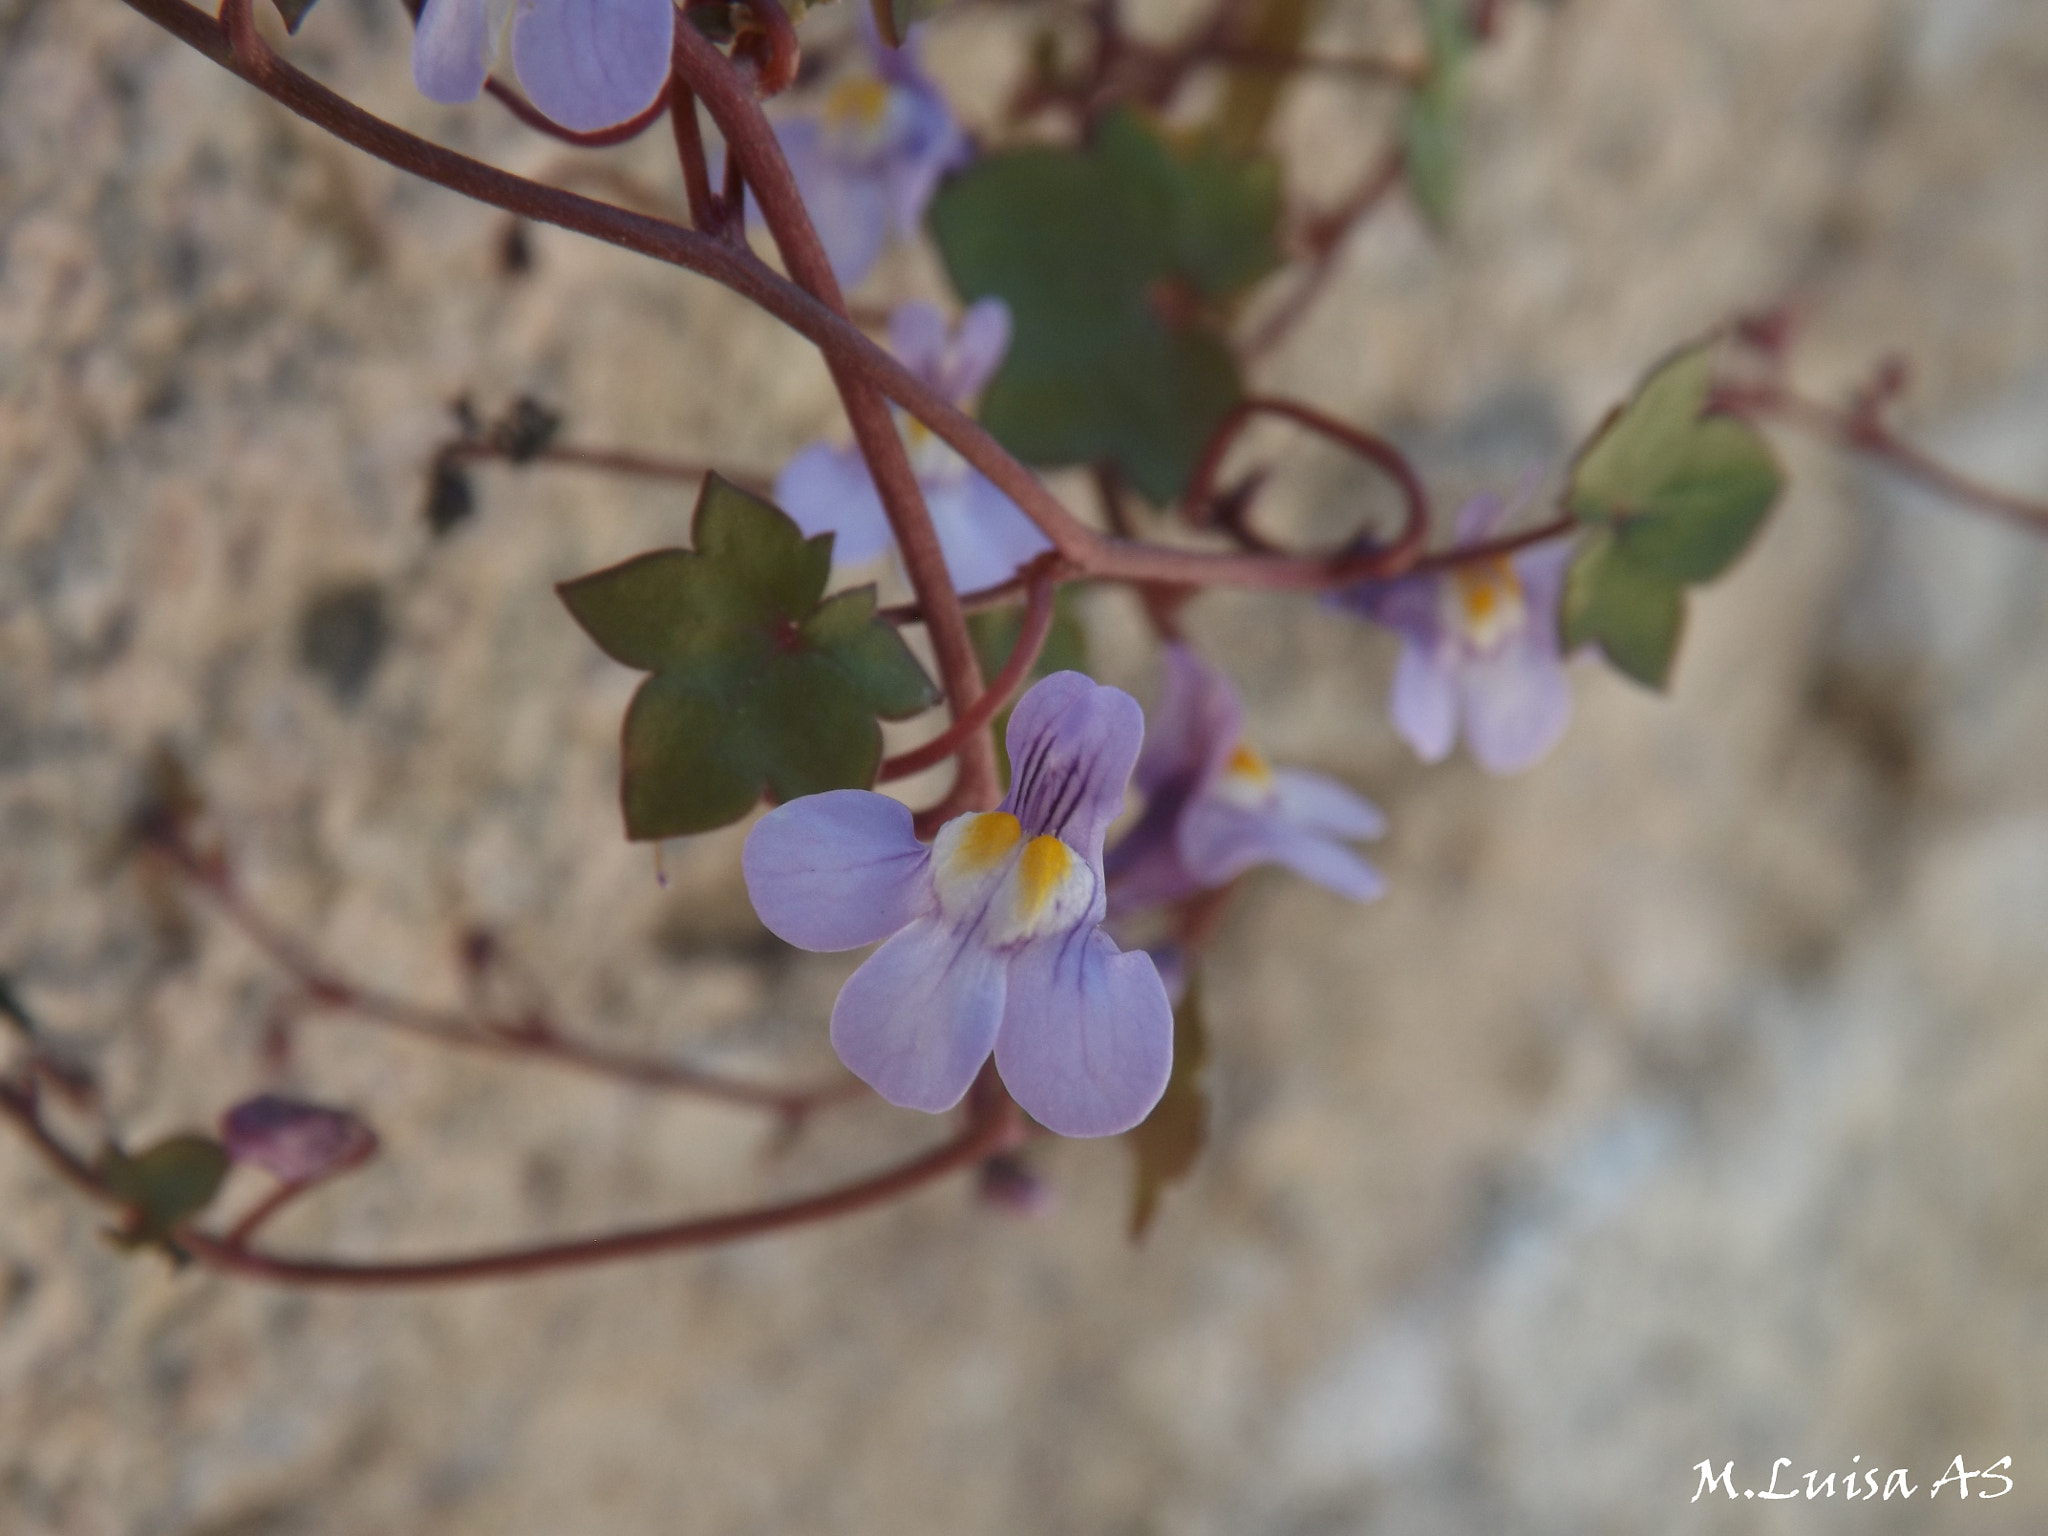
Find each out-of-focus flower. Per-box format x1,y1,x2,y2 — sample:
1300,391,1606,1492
743,673,1172,1137
220,1095,379,1185
1337,492,1574,774
769,11,969,288
1106,645,1385,914
411,0,673,133
775,299,1052,593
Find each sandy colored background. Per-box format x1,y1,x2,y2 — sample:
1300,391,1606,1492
4,0,2048,1530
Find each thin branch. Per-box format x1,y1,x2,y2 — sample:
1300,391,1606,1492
1183,395,1431,576
154,839,852,1118
1244,145,1405,360
878,559,1064,782
441,438,771,494
1721,383,2048,538
1400,514,1575,575
1,1066,1021,1286
668,78,722,231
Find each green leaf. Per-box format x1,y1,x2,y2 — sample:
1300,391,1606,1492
1127,975,1209,1241
558,477,939,840
1560,530,1687,690
1402,0,1471,229
97,1134,231,1257
270,0,319,32
1569,343,1784,583
930,109,1282,504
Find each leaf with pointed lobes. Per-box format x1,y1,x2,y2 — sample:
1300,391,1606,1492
557,476,939,840
221,1095,379,1185
1568,341,1784,583
1126,969,1210,1241
930,109,1282,504
97,1135,231,1260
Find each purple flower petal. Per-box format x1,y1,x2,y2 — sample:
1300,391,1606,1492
1133,643,1242,797
511,0,672,134
1179,800,1385,902
927,470,1052,593
1454,490,1509,543
831,917,1007,1112
1458,637,1572,774
1270,768,1387,840
878,77,969,234
1001,674,1145,865
774,442,895,567
945,300,1012,402
743,791,932,951
1103,801,1198,914
412,0,500,105
887,301,950,386
775,119,893,288
994,928,1172,1137
1389,640,1459,763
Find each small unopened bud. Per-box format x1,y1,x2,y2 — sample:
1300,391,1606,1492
977,1153,1054,1217
220,1095,378,1185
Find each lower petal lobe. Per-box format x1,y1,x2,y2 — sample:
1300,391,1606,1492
832,918,1007,1113
995,928,1172,1137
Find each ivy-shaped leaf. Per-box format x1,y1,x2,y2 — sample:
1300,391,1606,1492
1402,0,1472,229
1561,342,1784,689
558,476,939,840
1126,975,1209,1241
930,109,1282,504
97,1134,231,1259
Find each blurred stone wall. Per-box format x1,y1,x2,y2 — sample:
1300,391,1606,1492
3,0,2047,1531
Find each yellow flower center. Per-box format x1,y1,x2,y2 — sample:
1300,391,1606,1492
1213,738,1278,809
824,75,892,132
931,811,1095,946
1447,557,1527,650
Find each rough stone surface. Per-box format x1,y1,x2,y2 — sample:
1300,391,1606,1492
4,0,2047,1531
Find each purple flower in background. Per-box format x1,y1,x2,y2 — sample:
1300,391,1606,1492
221,1095,378,1185
743,673,1172,1137
412,0,672,133
769,10,969,288
1106,646,1385,915
775,299,1052,593
1338,492,1574,775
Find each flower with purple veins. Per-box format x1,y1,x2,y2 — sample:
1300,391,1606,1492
768,9,970,289
743,672,1172,1138
411,0,673,134
1337,491,1574,775
1106,645,1386,915
775,299,1053,593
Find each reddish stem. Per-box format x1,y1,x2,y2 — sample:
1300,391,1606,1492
1,1069,1020,1286
1184,395,1431,577
1722,383,2048,538
1402,514,1576,575
442,438,771,494
157,841,851,1117
486,78,674,147
668,78,722,232
1245,145,1405,359
878,561,1063,782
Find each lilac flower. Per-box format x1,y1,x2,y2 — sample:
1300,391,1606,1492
1106,646,1386,914
768,10,970,288
775,299,1052,593
743,673,1172,1137
412,0,672,133
1338,492,1574,775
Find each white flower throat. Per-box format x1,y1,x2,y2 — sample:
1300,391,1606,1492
1444,556,1527,650
931,811,1096,946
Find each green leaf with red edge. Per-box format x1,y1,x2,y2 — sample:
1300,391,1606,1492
1126,975,1209,1241
558,476,938,840
1401,0,1472,229
97,1134,231,1259
929,109,1282,504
